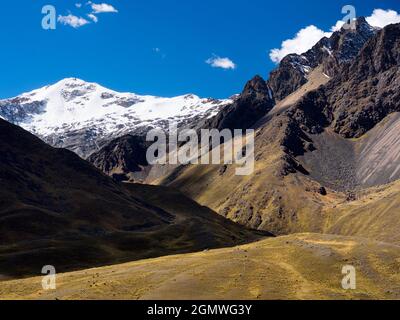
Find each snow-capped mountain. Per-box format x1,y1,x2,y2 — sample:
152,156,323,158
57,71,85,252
0,78,232,157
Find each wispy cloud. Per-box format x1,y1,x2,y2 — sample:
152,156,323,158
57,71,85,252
269,8,400,63
206,55,236,70
58,14,90,28
87,13,98,23
58,2,118,28
89,2,118,14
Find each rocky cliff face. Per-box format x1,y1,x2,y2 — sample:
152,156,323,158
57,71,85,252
330,22,400,137
87,135,150,182
270,22,400,190
287,22,400,140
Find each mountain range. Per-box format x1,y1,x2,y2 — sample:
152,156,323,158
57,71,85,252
153,18,400,239
1,17,400,299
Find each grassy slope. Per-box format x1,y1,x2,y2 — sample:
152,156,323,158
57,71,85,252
162,150,400,246
1,233,399,300
324,180,400,245
0,119,267,278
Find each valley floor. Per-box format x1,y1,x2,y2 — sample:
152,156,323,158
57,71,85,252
1,233,399,300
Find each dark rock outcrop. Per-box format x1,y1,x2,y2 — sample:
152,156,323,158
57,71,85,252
88,135,149,182
277,23,400,190
329,22,400,137
202,75,275,131
288,22,400,139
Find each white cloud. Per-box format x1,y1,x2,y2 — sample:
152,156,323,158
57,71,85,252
206,55,236,70
330,20,345,32
87,13,98,23
269,25,331,63
89,2,118,14
366,9,400,28
269,8,400,63
58,14,90,28
57,2,118,28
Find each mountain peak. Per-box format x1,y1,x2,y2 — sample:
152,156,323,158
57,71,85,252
49,77,104,93
268,16,378,101
242,75,269,96
58,77,87,84
48,77,93,90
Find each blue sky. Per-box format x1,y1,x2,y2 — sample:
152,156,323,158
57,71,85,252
0,0,399,99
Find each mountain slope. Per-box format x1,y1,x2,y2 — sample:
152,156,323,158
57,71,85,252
2,233,400,300
285,22,400,189
0,78,231,158
323,179,400,245
298,112,400,190
87,75,275,183
0,118,268,277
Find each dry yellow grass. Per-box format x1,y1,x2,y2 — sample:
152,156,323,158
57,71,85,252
324,180,400,245
1,233,399,300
